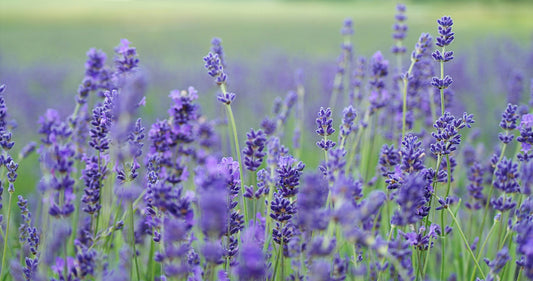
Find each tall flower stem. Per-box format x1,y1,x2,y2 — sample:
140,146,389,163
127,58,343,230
469,214,500,281
446,204,486,280
0,190,14,278
295,80,305,160
435,43,449,119
129,202,141,281
345,110,369,174
478,143,507,243
224,102,248,223
401,61,415,141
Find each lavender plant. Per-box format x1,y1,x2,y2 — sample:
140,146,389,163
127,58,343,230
0,6,532,281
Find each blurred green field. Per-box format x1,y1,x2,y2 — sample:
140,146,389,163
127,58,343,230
1,0,532,68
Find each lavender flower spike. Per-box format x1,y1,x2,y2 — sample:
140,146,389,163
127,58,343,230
243,129,267,171
316,107,336,152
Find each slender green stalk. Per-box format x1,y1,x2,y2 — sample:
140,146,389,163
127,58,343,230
295,83,305,160
469,214,500,281
440,209,446,281
424,155,442,229
345,110,370,174
421,236,434,278
272,244,282,281
444,155,452,197
147,227,156,280
0,191,14,279
323,134,329,164
263,165,276,252
328,33,350,112
446,206,487,280
401,60,415,141
440,154,452,281
94,151,102,236
439,46,446,115
224,103,248,223
428,89,437,126
478,143,507,243
129,202,141,281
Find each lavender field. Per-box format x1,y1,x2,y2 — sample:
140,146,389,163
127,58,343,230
1,1,533,281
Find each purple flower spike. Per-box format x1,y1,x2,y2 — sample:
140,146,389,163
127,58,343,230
270,192,296,222
494,157,520,194
391,3,408,55
431,75,453,90
484,247,510,275
114,38,139,74
491,195,516,212
339,105,357,141
236,225,266,281
341,18,354,36
391,173,428,226
411,33,433,62
243,129,267,172
203,52,227,85
436,16,455,47
316,107,335,136
85,48,107,78
276,155,305,198
400,134,425,173
211,37,226,68
316,107,336,151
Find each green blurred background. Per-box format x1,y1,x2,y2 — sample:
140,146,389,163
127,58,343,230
1,0,532,66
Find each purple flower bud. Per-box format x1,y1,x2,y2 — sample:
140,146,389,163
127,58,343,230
114,39,139,74
484,247,510,274
339,106,357,141
391,173,428,226
210,37,226,68
494,157,520,194
411,33,433,61
217,91,235,105
315,107,335,137
435,16,455,47
341,18,354,36
431,75,453,89
203,52,227,85
243,129,267,171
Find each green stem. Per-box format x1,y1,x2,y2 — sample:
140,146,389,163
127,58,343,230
0,191,14,278
224,103,248,223
272,244,282,281
446,206,487,280
440,154,452,281
401,60,415,141
94,151,102,237
421,236,434,278
147,229,156,281
440,209,446,281
295,83,305,160
440,46,446,115
263,165,276,253
129,202,141,281
345,110,369,174
429,88,437,125
445,155,452,197
424,155,442,229
478,143,507,244
469,214,500,281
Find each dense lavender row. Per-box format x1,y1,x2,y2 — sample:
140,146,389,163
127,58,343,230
0,3,533,281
